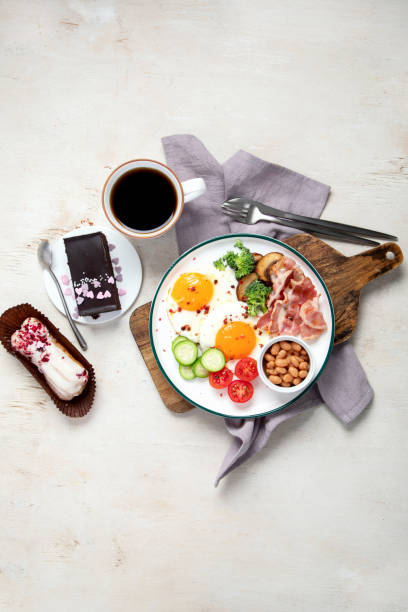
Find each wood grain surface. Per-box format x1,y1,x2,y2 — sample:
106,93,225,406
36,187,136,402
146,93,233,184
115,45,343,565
129,233,403,414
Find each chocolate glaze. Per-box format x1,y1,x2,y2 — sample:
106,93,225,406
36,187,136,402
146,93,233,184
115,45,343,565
64,232,121,317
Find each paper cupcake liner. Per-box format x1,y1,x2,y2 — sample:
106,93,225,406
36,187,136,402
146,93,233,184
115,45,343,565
0,303,96,417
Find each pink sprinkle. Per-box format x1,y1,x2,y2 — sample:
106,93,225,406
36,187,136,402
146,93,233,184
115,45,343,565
118,288,126,296
75,287,82,295
111,258,119,265
115,266,122,274
73,307,79,319
93,280,101,288
64,287,72,296
86,290,94,299
107,276,114,284
81,283,89,294
115,274,123,282
108,243,116,251
61,274,70,286
96,291,104,299
76,296,84,305
104,290,111,298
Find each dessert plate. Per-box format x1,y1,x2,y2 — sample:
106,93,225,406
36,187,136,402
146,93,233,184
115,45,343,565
149,234,334,419
43,226,142,326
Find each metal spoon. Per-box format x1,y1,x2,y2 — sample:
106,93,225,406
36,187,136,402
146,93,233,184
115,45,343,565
37,240,87,351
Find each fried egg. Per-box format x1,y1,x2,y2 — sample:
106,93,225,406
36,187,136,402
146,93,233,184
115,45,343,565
166,266,237,341
199,303,269,361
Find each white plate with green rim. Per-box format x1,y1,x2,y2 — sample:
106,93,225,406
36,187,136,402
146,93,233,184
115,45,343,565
149,234,334,419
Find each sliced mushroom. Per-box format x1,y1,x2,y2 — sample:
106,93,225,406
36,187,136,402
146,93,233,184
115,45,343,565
251,252,263,263
236,272,258,302
255,252,283,282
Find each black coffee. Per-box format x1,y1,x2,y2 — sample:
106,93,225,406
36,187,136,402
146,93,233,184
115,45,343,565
110,168,177,232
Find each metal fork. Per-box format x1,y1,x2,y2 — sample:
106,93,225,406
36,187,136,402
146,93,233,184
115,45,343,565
222,199,381,246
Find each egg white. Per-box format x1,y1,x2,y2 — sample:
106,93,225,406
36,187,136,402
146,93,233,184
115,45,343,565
166,266,237,342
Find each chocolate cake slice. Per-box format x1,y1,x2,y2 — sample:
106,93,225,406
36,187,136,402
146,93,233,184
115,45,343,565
64,232,121,317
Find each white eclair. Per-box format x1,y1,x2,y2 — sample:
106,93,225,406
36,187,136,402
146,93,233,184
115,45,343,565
11,317,88,401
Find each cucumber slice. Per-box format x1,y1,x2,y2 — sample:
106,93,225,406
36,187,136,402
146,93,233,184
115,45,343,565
192,359,209,378
179,364,195,380
172,335,189,352
173,340,198,366
200,348,226,372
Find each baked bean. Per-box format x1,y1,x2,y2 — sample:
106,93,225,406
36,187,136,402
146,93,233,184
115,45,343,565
299,370,308,379
280,341,291,351
277,349,287,359
283,373,293,383
292,343,301,352
276,367,287,375
275,358,289,367
281,382,291,387
299,361,309,371
269,375,282,385
293,377,301,385
289,355,300,367
265,353,273,362
288,366,299,378
271,343,280,355
300,348,307,356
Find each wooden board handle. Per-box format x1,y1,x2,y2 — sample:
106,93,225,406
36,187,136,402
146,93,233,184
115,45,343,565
348,242,403,290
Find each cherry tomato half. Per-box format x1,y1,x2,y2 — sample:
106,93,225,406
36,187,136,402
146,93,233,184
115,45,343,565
209,367,233,389
228,379,254,403
234,357,258,382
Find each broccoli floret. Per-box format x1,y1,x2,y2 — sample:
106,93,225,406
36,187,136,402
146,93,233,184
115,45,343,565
244,280,272,317
213,257,226,271
213,240,255,279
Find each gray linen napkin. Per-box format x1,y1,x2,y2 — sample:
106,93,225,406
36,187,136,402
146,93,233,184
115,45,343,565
162,134,374,486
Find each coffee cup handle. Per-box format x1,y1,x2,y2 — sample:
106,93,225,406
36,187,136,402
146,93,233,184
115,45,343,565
181,178,206,203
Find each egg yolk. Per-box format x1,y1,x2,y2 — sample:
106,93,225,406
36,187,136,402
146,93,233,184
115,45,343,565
171,273,213,311
215,321,257,360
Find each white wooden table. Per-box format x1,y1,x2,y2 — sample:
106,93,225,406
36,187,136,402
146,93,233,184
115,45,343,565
1,2,407,610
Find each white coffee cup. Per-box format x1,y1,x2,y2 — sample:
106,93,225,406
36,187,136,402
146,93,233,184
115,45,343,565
102,159,206,239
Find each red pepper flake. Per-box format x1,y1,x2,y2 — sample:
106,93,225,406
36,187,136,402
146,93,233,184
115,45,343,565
214,280,218,284
219,393,223,397
260,344,264,348
177,307,182,312
163,349,166,352
223,317,228,324
159,317,162,321
227,290,231,295
188,286,196,292
155,328,158,332
193,257,196,260
258,330,262,336
196,309,201,314
230,285,235,289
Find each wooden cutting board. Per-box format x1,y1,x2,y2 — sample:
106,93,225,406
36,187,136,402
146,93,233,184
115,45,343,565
129,234,403,413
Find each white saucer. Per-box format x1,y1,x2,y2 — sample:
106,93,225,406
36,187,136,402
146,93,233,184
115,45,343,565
43,226,142,326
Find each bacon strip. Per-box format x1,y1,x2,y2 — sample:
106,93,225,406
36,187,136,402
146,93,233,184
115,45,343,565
256,256,327,341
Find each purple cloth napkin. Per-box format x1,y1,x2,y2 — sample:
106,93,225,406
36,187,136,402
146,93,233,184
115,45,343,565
162,134,374,486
